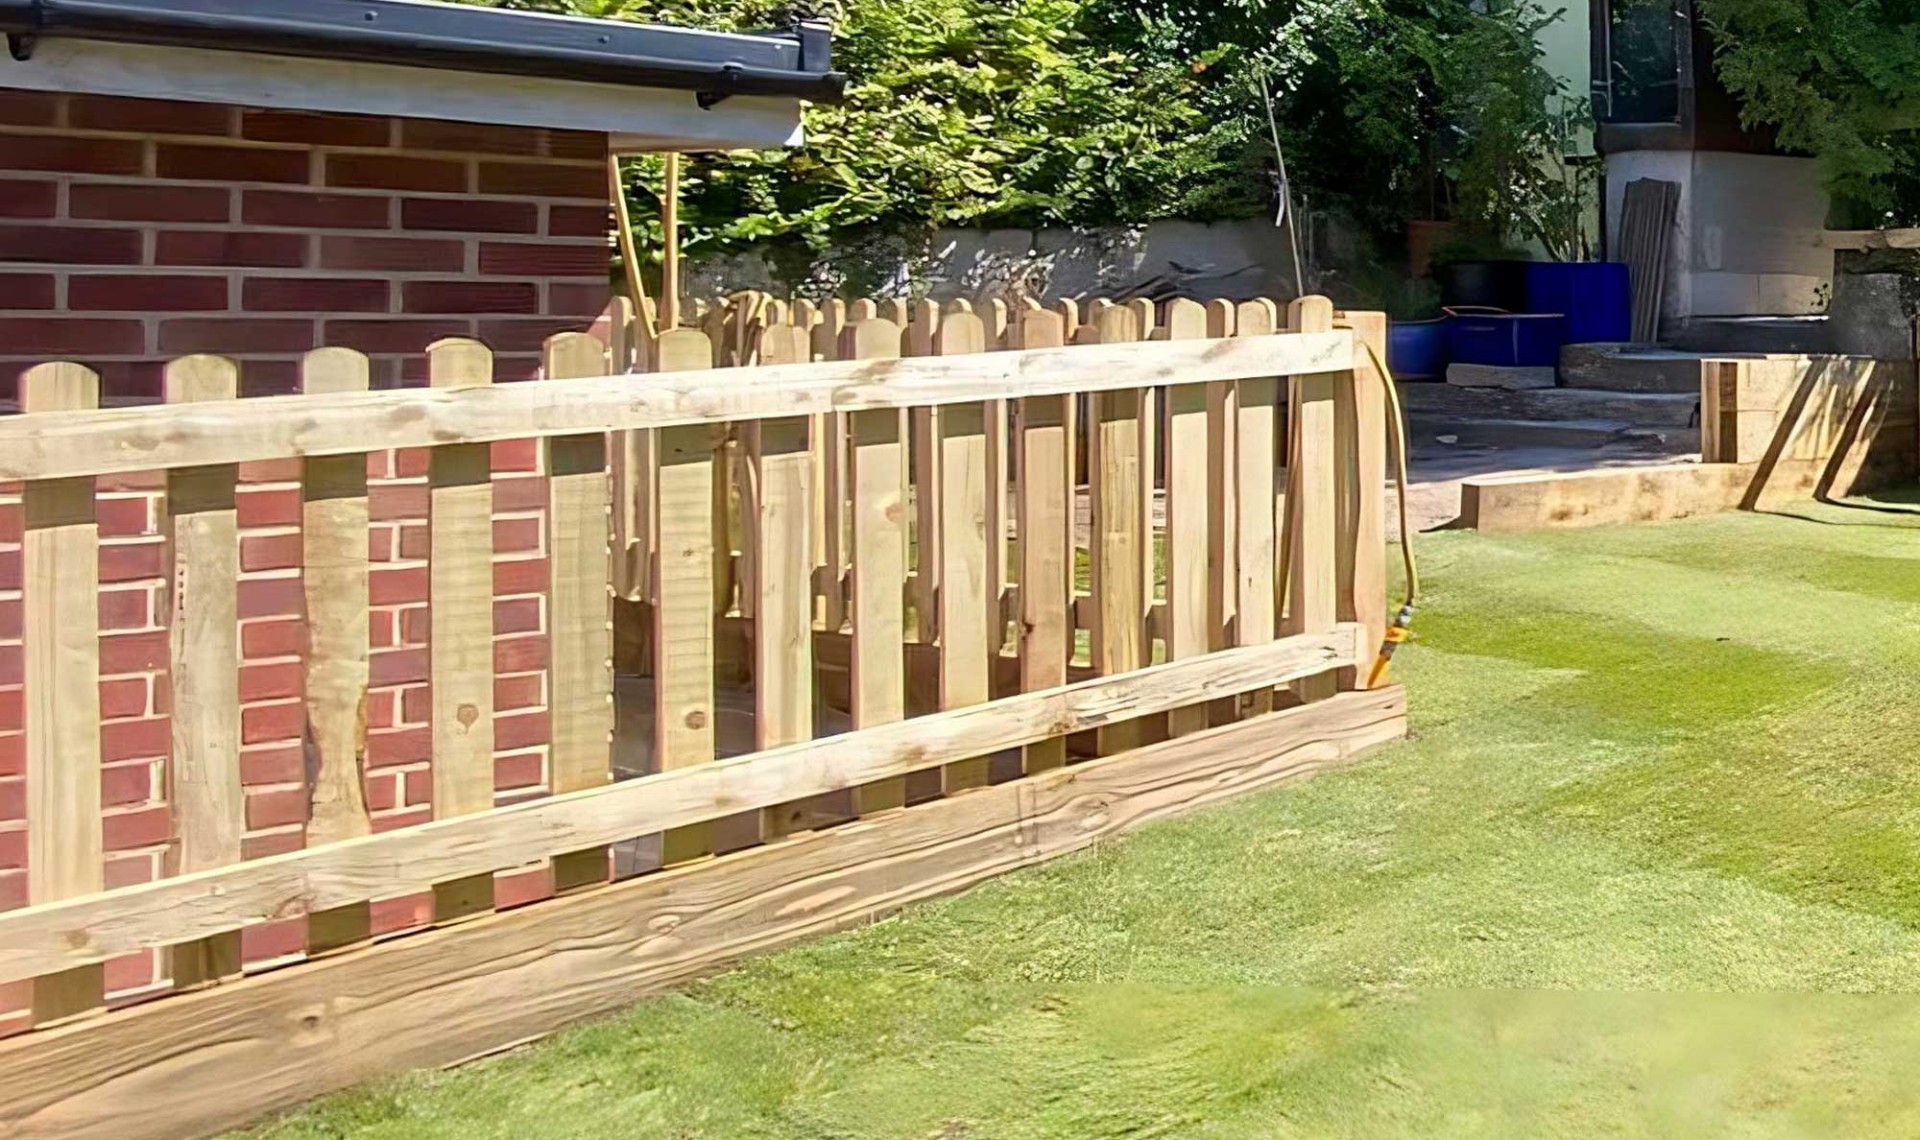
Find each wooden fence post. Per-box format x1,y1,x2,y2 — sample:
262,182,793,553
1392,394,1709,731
1161,299,1212,737
1089,303,1149,754
544,333,616,893
425,339,498,922
21,362,106,1024
1333,310,1389,687
935,310,994,793
162,355,244,990
1285,297,1341,705
653,328,720,865
1233,300,1281,718
300,348,375,956
1014,309,1072,774
846,318,911,813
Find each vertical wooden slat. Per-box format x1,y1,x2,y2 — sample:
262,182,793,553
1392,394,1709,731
846,318,910,813
544,333,616,894
20,362,105,1024
652,329,720,865
1088,304,1148,754
1233,300,1281,718
813,300,850,632
1286,297,1341,704
750,321,822,839
905,298,941,642
1014,310,1072,774
1205,299,1239,659
933,311,993,793
161,355,244,989
1334,310,1390,688
1160,300,1211,737
299,348,375,957
425,339,497,922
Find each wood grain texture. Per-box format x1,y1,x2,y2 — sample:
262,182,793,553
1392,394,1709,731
426,339,498,921
653,329,720,865
0,335,1356,483
1233,301,1281,718
163,355,244,989
936,313,993,793
19,362,106,1024
298,349,374,954
1089,305,1148,754
906,300,942,641
1332,310,1389,686
750,413,815,839
1161,301,1211,737
1205,299,1239,656
1014,312,1071,774
1284,298,1340,706
543,334,616,893
846,319,910,814
0,687,1406,1140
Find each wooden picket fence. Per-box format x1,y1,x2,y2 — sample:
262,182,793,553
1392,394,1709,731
0,294,1405,1140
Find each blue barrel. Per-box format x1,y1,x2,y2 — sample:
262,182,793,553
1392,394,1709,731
1387,318,1449,380
1444,307,1566,367
1525,261,1631,344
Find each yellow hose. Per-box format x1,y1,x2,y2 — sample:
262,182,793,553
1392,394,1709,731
1362,340,1418,688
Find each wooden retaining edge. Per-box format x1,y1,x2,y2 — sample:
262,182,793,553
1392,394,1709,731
1458,462,1759,532
0,687,1407,1140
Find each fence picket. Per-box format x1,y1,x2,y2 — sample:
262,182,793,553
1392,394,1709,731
162,355,244,989
544,333,616,893
934,311,994,793
426,339,498,922
654,328,721,865
905,299,942,641
1088,304,1149,754
846,318,910,813
1013,311,1072,774
1285,297,1341,705
299,348,375,956
1205,299,1239,664
21,362,105,1024
1234,300,1281,718
1161,300,1212,738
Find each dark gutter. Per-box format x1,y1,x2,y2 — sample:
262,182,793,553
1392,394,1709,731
0,0,846,104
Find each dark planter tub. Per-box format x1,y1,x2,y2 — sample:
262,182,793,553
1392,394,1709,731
1435,259,1531,310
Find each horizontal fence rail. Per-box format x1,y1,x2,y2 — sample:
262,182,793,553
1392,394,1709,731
0,293,1398,1140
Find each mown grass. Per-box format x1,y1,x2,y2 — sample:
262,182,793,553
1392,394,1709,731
241,498,1920,1139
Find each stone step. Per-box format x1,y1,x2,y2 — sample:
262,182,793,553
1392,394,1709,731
1558,344,1710,394
1398,382,1700,428
1670,316,1833,355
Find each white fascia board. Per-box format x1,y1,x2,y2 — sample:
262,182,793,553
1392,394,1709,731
0,36,805,150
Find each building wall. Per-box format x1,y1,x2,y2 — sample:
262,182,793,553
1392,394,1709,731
0,88,614,1021
1605,149,1831,322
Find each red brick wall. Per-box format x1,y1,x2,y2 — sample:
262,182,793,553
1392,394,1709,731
0,90,613,1023
0,89,612,396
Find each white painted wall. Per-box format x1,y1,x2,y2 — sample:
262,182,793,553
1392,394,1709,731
1605,149,1831,321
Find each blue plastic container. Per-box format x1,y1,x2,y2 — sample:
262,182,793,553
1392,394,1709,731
1525,261,1631,344
1443,307,1566,367
1387,318,1449,380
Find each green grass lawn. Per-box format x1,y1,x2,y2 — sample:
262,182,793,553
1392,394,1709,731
243,499,1920,1139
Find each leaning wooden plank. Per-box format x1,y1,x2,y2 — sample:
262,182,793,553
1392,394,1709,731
0,622,1361,988
543,334,617,893
19,363,105,1025
935,311,993,793
653,328,720,865
1161,300,1212,736
1285,298,1342,705
297,349,375,956
0,686,1406,1140
163,355,245,990
426,339,498,922
1014,311,1071,774
0,334,1358,482
846,318,911,813
1088,304,1149,754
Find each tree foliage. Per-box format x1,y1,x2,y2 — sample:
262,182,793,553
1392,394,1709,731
483,0,1582,281
1699,0,1920,224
